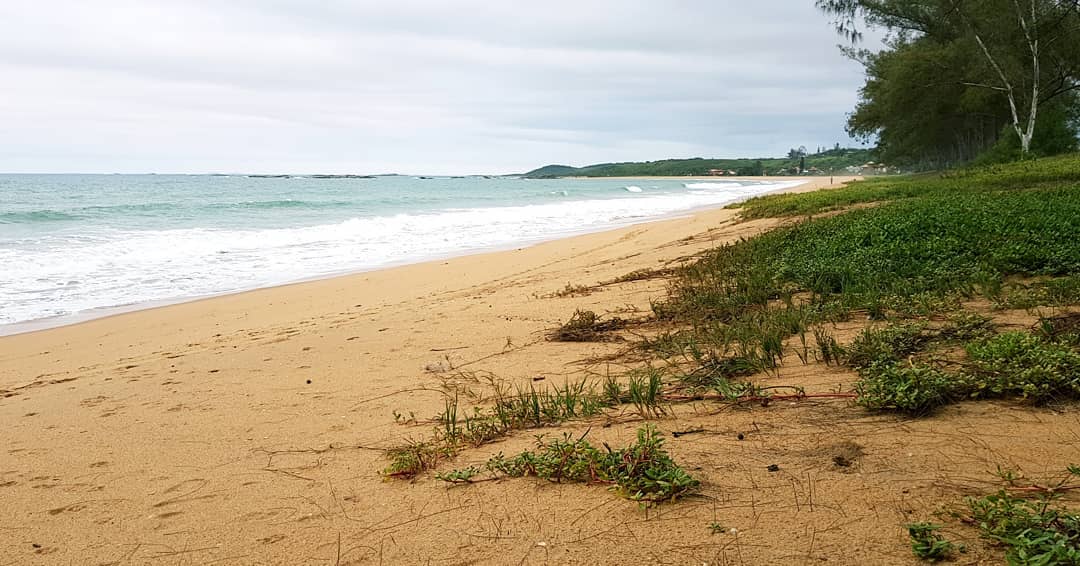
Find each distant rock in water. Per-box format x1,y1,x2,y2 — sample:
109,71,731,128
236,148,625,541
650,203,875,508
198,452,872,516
309,174,375,179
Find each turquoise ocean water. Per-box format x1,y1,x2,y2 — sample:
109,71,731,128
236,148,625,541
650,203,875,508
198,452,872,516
0,174,801,333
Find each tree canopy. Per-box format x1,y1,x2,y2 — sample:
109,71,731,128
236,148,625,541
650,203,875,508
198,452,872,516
817,0,1080,167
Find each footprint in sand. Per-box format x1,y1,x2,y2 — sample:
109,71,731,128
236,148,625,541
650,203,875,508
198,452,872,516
152,511,183,520
79,395,110,408
48,502,88,515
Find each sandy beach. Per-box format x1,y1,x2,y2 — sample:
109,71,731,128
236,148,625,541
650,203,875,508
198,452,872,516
2,175,1075,565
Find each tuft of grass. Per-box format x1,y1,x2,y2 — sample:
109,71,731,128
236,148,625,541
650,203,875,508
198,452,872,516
383,440,445,479
845,322,930,368
550,282,594,298
386,377,618,479
550,309,627,342
939,311,996,341
1036,312,1080,347
626,368,666,418
440,424,700,503
600,267,674,286
995,275,1080,310
906,522,958,562
813,326,844,366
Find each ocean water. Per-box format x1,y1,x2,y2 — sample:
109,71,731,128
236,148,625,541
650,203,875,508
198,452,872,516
0,174,802,332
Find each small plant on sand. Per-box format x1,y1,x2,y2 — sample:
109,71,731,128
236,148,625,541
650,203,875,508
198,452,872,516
968,490,1080,564
551,282,593,298
386,377,619,479
598,267,675,286
1036,312,1080,347
439,425,699,503
964,332,1080,403
854,362,955,415
550,309,627,342
626,368,666,418
939,311,996,342
845,322,930,368
906,522,957,561
383,440,444,479
812,326,844,366
995,275,1080,310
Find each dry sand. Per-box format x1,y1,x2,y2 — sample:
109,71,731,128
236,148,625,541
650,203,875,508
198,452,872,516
2,176,1077,565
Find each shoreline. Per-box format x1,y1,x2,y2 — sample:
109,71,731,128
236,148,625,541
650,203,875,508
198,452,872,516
0,177,844,339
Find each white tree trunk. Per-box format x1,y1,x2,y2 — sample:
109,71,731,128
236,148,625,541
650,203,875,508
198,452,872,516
970,0,1041,155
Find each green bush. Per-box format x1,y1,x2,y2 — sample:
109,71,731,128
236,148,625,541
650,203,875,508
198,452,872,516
855,363,957,415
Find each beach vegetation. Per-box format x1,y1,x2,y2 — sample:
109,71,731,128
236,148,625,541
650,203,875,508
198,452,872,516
906,522,958,561
384,440,445,479
1036,313,1080,346
993,275,1080,310
634,156,1080,416
599,267,674,286
549,309,629,342
550,282,593,298
968,489,1080,564
437,424,699,503
907,465,1080,563
731,153,1080,218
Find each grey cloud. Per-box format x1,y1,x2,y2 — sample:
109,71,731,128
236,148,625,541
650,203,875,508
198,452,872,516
0,1,872,174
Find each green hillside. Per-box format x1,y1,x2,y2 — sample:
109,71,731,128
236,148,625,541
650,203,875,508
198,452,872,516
523,148,875,178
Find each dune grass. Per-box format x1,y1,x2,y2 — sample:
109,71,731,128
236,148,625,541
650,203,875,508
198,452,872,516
388,156,1080,519
436,424,700,503
731,153,1080,219
645,155,1080,413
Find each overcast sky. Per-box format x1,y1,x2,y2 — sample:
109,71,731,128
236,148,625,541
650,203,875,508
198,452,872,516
0,1,872,174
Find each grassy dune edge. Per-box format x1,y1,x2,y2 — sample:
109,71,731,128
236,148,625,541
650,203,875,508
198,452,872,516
391,154,1080,563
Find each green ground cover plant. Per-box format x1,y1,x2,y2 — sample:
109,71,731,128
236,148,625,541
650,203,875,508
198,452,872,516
437,424,699,503
731,154,1080,219
643,156,1080,412
968,477,1080,565
906,522,958,561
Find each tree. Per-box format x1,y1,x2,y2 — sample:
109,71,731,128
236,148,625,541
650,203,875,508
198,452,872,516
817,0,1080,159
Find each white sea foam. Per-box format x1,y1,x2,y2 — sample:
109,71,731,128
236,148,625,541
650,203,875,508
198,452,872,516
0,179,804,329
624,186,643,192
684,182,741,189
